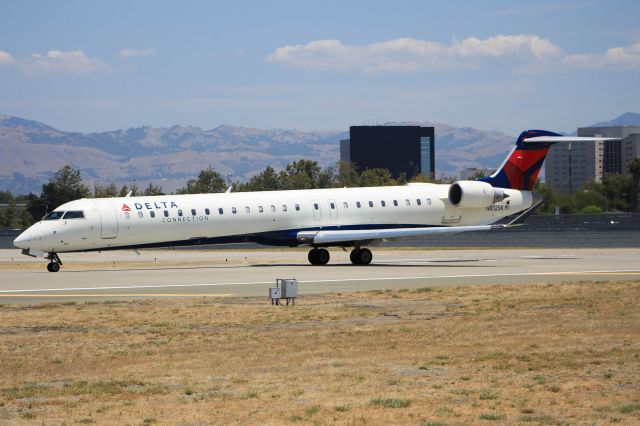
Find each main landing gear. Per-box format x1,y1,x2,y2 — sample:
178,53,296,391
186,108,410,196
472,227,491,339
46,252,62,273
307,247,373,266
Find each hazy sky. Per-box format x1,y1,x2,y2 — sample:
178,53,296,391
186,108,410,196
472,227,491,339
1,0,639,135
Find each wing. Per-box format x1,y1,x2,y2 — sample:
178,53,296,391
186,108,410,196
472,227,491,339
296,224,506,245
296,199,544,246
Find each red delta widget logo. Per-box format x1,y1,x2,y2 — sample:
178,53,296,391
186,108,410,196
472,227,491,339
121,204,131,212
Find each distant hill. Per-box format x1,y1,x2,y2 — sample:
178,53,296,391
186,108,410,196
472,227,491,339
3,112,635,194
587,112,640,127
1,114,518,194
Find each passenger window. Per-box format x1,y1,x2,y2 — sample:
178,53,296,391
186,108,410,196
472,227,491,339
191,209,196,216
125,212,131,220
368,201,373,207
245,206,250,213
393,200,398,206
44,211,65,220
314,203,319,210
343,202,348,209
164,210,169,217
232,207,237,214
271,205,276,212
405,199,410,206
356,201,361,208
330,202,335,209
205,208,210,215
219,208,224,214
295,204,300,211
381,200,386,207
178,209,183,217
150,211,156,218
427,198,432,205
282,205,287,212
259,206,264,213
138,211,144,218
417,199,422,206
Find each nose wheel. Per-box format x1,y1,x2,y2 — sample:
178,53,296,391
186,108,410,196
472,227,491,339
46,253,63,272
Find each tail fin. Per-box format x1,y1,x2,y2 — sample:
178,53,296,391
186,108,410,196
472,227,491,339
479,129,561,190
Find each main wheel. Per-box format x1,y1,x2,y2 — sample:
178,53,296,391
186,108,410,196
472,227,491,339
308,248,330,265
351,248,372,265
315,248,330,265
358,248,372,265
350,248,362,265
47,262,60,272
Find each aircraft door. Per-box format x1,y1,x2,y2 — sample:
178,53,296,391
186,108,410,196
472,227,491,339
312,199,322,220
93,199,118,239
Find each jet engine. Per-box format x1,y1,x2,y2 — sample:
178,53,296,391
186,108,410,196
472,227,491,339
448,181,507,208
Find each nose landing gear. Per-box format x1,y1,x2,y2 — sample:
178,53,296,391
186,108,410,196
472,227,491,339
46,252,63,272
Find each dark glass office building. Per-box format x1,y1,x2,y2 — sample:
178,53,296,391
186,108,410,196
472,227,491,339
340,126,435,179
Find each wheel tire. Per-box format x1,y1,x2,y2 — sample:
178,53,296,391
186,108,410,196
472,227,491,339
358,248,373,265
46,262,53,272
48,262,60,272
350,248,362,265
315,248,330,265
308,249,319,265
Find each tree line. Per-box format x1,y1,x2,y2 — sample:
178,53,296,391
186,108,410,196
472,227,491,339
1,157,639,228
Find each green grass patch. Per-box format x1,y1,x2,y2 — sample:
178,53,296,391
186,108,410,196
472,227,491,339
479,412,506,421
305,406,319,416
370,398,411,408
479,389,498,400
618,403,640,414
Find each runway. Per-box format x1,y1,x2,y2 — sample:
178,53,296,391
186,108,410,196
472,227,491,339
0,248,639,303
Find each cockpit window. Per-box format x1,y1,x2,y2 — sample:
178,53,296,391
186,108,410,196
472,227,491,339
43,211,65,220
63,211,85,219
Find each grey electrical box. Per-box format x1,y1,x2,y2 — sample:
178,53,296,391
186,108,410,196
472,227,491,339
269,287,281,299
279,278,298,298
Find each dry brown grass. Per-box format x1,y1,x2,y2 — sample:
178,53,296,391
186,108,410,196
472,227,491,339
0,280,639,425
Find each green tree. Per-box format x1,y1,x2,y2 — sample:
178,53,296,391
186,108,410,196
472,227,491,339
27,165,90,221
238,166,282,192
143,182,164,196
117,185,140,197
334,161,359,187
628,157,640,212
94,183,119,198
177,167,227,194
0,191,14,204
279,159,323,190
2,200,17,227
358,168,394,187
571,189,606,213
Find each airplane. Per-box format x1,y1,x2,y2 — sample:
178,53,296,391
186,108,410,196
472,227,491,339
13,130,616,272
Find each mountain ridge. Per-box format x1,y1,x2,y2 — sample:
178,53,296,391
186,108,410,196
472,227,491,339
2,113,637,194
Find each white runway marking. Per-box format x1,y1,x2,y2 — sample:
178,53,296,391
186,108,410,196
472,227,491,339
1,269,639,294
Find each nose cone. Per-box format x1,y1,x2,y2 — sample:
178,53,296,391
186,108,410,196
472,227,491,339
13,229,31,249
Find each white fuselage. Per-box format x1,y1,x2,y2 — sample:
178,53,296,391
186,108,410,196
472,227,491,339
14,183,531,253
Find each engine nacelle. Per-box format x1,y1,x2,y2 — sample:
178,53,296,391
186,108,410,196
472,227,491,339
448,181,507,208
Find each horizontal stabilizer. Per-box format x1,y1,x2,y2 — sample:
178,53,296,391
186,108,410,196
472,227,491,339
523,136,620,143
